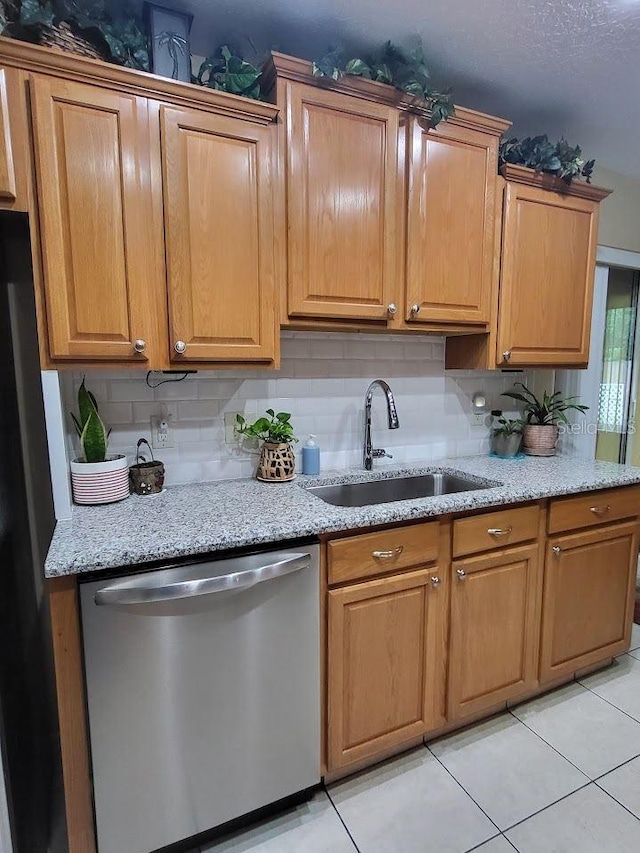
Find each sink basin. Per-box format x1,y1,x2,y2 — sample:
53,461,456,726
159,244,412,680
306,471,491,508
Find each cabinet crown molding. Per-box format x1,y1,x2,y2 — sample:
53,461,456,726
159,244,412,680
264,51,511,136
0,36,279,124
500,164,612,201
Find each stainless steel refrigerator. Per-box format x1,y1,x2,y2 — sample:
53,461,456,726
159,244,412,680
0,212,65,852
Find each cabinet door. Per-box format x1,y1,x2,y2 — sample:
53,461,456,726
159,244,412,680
497,182,600,366
540,522,638,681
0,68,17,203
286,82,399,322
161,106,277,363
327,568,446,771
449,544,541,720
30,77,164,363
406,118,498,325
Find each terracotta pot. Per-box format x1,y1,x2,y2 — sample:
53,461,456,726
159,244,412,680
522,424,559,457
257,442,296,482
491,432,522,458
70,454,129,505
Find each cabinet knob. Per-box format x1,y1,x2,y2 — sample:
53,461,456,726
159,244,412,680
487,526,512,537
387,303,397,317
372,546,404,561
589,505,612,516
430,575,441,588
174,340,187,355
552,545,562,555
410,304,421,317
133,339,146,354
456,568,467,580
502,350,512,362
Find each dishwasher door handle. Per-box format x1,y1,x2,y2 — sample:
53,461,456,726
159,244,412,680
94,553,312,606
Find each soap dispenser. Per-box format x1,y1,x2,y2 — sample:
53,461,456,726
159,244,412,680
301,434,320,475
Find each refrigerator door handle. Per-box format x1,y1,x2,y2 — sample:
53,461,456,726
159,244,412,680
94,553,311,606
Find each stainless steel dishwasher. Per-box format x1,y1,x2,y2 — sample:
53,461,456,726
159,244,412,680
79,545,320,853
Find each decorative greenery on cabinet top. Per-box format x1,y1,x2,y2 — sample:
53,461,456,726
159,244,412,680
312,40,454,128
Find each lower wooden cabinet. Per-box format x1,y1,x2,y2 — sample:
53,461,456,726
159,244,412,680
540,521,639,681
327,567,446,771
448,544,542,719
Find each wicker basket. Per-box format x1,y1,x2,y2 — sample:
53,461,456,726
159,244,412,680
35,20,109,61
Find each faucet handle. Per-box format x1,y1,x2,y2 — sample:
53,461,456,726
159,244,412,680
372,449,392,459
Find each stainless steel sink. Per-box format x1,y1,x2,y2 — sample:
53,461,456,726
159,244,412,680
306,472,491,508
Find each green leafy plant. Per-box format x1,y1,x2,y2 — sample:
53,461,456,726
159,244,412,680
491,415,524,437
195,45,262,99
70,378,111,463
235,409,297,444
1,0,150,71
313,40,454,128
501,383,588,425
499,134,595,184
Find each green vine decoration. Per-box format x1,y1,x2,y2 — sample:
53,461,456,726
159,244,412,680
195,45,262,99
312,41,455,128
0,0,150,71
499,135,595,184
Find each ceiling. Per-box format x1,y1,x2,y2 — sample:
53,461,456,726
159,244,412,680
148,0,640,178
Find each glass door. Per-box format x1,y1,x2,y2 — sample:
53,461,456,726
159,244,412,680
596,268,640,463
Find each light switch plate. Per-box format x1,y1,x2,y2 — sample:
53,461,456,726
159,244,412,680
224,411,242,444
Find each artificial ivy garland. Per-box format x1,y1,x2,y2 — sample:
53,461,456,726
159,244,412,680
499,135,595,184
312,40,455,128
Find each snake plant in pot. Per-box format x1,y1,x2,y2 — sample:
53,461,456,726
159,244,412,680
501,383,588,457
69,379,129,504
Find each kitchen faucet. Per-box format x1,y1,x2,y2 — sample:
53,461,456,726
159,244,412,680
363,379,400,470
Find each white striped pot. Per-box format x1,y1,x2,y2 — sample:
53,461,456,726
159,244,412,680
522,425,559,457
70,455,130,505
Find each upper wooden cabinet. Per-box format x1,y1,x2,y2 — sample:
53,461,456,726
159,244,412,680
447,166,612,369
405,112,508,326
0,68,17,203
497,166,612,367
0,65,28,211
0,37,281,368
283,80,400,322
30,77,167,364
160,105,277,363
265,53,510,333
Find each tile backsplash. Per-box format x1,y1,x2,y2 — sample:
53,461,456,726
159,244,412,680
59,331,525,487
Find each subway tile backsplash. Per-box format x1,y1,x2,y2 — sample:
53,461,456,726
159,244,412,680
59,332,525,486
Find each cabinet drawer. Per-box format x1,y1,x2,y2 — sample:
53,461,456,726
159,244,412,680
453,505,540,557
327,522,440,585
548,486,640,534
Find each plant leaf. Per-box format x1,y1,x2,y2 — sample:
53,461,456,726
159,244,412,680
80,408,107,463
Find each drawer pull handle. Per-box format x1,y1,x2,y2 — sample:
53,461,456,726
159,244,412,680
552,545,562,556
430,576,441,588
372,546,404,560
456,568,467,580
589,505,612,516
487,526,513,537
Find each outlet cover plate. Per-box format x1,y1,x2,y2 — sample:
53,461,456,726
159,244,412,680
151,415,174,449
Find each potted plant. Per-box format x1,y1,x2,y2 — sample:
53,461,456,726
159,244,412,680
501,383,588,457
69,379,129,504
235,409,298,481
490,413,524,458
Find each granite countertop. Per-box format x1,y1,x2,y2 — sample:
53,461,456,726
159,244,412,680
44,454,640,578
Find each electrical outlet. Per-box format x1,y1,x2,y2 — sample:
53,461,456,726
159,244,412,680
151,414,174,449
472,413,485,427
224,411,242,444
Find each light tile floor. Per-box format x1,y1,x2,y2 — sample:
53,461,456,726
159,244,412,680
195,624,640,853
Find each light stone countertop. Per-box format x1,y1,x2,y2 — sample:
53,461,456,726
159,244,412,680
44,454,640,578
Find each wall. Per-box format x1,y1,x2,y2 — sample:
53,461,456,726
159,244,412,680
594,165,640,254
58,331,524,489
